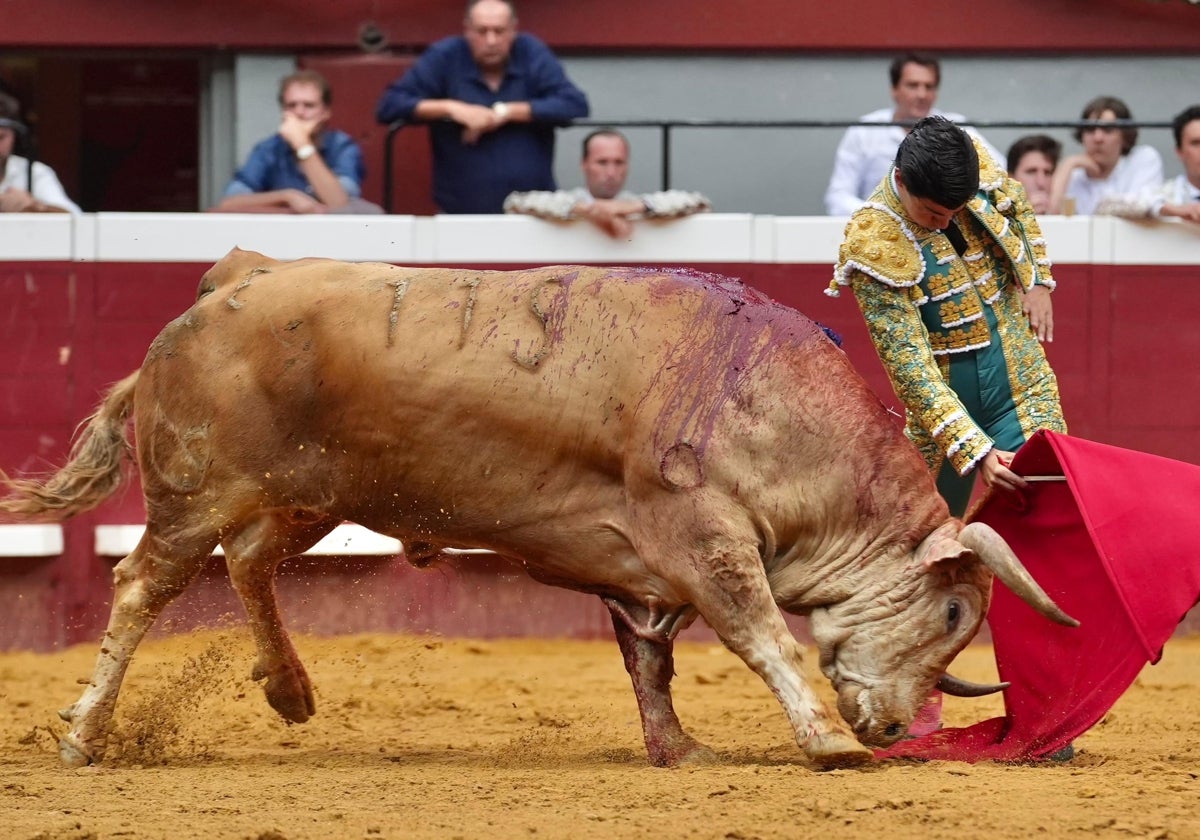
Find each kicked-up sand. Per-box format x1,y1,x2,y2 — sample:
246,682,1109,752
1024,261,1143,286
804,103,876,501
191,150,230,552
1,629,1197,839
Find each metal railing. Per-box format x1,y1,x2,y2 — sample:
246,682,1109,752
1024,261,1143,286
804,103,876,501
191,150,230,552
381,118,1174,214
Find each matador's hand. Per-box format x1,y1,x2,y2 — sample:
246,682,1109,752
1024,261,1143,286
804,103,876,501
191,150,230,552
1023,285,1054,343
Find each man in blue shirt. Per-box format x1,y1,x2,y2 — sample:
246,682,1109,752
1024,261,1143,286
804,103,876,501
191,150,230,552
375,0,589,214
214,70,372,214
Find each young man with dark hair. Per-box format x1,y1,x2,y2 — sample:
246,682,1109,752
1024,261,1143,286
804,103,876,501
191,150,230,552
829,116,1064,516
1006,135,1061,215
829,115,1067,742
1100,104,1200,224
1047,95,1163,216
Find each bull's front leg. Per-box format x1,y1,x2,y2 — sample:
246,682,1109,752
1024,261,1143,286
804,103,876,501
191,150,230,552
678,542,873,769
604,598,717,767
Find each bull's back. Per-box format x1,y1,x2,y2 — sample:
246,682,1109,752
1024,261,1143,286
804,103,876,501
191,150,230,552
135,261,841,542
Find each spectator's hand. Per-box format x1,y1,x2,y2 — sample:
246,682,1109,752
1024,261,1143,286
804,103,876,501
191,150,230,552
1027,190,1053,215
279,111,320,151
283,189,327,214
1062,152,1104,180
1160,202,1200,224
1022,284,1054,342
450,102,503,145
979,449,1028,495
0,187,36,212
578,199,646,239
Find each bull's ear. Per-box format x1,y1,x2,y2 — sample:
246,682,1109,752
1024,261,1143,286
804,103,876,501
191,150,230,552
915,521,971,571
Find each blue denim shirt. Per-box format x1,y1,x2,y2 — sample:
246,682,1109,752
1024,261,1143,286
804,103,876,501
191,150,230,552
376,32,589,214
224,129,365,199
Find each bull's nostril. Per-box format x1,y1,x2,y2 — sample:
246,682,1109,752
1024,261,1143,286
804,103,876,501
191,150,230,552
884,723,903,738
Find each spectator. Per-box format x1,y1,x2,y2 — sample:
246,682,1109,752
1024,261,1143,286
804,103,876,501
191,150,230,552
1006,134,1061,215
212,70,376,214
503,129,711,239
824,52,1000,216
1047,95,1163,216
1098,104,1200,224
375,0,589,214
0,92,81,214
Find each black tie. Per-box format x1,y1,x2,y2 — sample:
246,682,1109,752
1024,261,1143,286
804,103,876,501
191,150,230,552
943,220,968,257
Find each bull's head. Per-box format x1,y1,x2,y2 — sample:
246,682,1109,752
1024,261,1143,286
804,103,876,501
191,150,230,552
808,521,1077,747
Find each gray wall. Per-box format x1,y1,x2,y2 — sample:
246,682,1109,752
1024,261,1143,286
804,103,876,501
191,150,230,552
214,53,1198,215
555,54,1198,215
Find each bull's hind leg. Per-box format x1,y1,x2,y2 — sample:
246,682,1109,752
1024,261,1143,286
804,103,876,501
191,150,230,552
604,598,717,767
223,513,339,724
58,530,215,767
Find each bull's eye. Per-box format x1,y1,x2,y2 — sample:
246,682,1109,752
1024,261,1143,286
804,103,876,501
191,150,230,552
947,600,961,630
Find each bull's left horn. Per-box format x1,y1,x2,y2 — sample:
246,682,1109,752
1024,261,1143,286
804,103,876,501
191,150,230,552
959,521,1079,628
937,673,1010,698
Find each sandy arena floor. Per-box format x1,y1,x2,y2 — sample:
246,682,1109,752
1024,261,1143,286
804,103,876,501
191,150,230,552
1,629,1197,839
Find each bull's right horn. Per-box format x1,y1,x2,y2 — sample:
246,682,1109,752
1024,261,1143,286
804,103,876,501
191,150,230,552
959,521,1080,628
937,673,1010,698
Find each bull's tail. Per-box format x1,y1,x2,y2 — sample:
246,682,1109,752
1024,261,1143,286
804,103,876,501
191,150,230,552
0,370,140,520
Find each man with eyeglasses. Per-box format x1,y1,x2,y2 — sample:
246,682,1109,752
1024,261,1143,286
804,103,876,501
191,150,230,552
213,70,374,214
375,0,589,214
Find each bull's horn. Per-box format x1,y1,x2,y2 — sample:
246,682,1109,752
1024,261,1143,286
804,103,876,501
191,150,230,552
959,521,1080,628
937,673,1010,698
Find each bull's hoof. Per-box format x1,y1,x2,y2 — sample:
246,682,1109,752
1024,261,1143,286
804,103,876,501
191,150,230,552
257,666,316,724
647,735,720,768
674,743,721,766
58,734,94,769
805,732,874,769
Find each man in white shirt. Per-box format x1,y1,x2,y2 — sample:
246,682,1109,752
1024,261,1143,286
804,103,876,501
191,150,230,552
824,53,998,217
1048,95,1164,216
1160,105,1200,221
504,129,710,239
0,92,81,214
1099,104,1200,224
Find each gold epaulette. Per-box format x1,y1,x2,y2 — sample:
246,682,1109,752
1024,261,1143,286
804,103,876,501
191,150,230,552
975,137,1007,193
832,204,925,292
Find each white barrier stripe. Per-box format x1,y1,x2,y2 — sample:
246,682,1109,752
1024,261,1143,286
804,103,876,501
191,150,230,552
0,524,65,557
94,523,402,557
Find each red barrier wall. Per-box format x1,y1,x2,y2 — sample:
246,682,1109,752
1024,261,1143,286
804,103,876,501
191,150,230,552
2,256,1198,650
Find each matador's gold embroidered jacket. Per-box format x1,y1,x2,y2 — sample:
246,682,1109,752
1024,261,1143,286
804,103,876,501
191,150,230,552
827,141,1065,477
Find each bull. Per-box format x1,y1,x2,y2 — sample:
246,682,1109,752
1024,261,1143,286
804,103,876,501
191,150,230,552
0,249,1075,769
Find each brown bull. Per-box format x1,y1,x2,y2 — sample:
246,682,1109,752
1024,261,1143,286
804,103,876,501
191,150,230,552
1,249,1075,769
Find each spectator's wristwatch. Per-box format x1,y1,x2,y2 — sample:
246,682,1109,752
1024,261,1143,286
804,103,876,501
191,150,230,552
492,102,510,121
296,143,317,161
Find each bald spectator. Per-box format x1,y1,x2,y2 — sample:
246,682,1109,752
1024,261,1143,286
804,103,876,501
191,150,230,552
375,0,589,214
504,129,711,238
0,93,81,214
